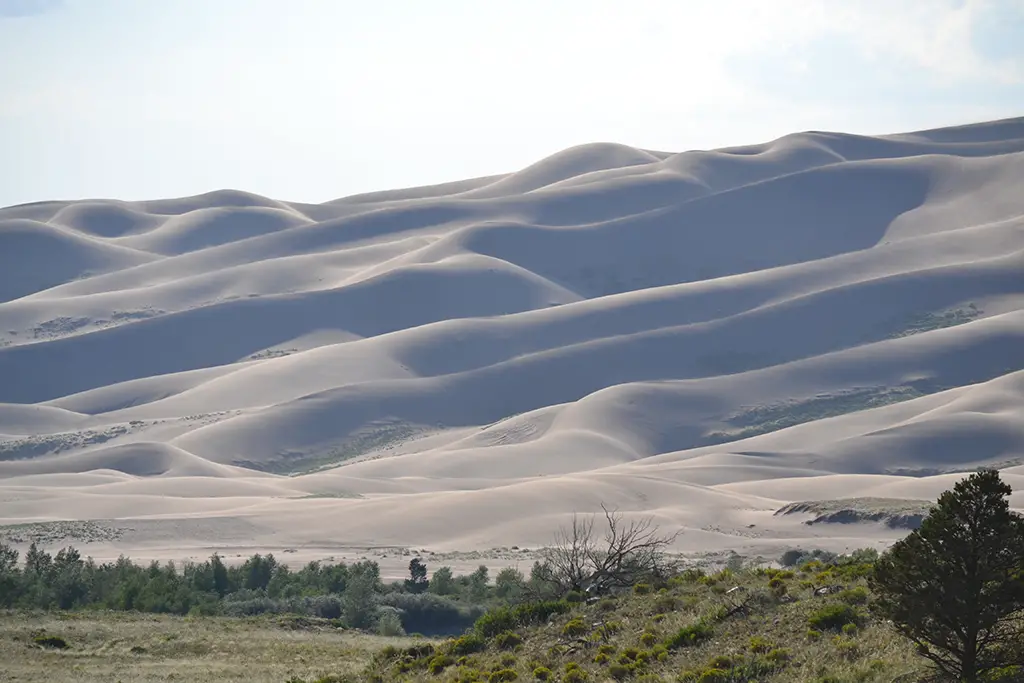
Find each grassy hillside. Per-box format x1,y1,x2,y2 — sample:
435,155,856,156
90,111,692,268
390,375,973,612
360,559,923,683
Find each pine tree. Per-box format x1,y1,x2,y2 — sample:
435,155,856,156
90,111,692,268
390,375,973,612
870,469,1024,682
405,557,428,593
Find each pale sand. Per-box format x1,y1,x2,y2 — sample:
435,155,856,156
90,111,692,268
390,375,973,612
2,117,1024,577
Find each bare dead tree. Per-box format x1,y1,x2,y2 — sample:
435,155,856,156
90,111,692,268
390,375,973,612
541,504,680,595
543,512,597,593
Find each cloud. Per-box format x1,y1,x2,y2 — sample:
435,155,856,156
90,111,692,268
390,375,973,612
0,0,63,19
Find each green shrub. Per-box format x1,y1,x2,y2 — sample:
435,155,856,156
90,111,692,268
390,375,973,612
697,669,729,683
448,633,487,656
609,663,631,680
836,586,869,605
639,631,658,647
618,647,641,662
808,604,863,632
834,636,859,660
562,617,588,637
566,591,585,603
594,652,609,664
653,595,677,612
706,655,733,669
747,636,773,653
563,668,589,683
376,609,406,637
494,631,524,650
633,583,652,595
500,654,517,667
664,622,713,650
489,669,518,682
474,600,572,638
841,622,859,636
532,667,552,681
428,654,455,674
33,634,69,649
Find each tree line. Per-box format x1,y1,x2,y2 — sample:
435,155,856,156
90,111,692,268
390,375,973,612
3,469,1024,681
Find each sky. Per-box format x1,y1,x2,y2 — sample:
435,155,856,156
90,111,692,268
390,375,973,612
2,0,1023,208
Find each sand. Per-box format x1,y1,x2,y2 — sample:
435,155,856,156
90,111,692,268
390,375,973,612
2,117,1024,577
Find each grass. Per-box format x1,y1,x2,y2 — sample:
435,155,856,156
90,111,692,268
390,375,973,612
361,565,925,683
0,610,437,683
0,566,940,682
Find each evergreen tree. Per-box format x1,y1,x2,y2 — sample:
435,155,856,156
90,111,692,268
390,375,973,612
870,469,1024,682
0,542,19,608
405,557,429,594
468,565,489,602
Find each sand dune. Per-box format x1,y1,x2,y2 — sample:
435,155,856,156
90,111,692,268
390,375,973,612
1,117,1023,568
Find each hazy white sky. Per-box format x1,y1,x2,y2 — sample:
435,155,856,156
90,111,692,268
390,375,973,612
2,0,1023,207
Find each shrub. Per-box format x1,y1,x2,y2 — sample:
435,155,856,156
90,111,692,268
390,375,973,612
639,631,658,647
448,633,487,656
836,586,869,605
808,604,863,632
653,595,677,612
532,667,552,681
562,617,588,637
842,623,859,636
565,591,585,603
834,636,859,660
618,647,641,661
633,583,652,595
697,668,729,683
475,601,572,638
379,591,481,636
428,654,455,674
33,634,69,649
706,655,733,669
664,622,713,650
747,636,773,653
594,653,609,664
489,669,518,682
765,648,792,665
609,663,630,681
494,631,524,650
563,669,588,683
376,608,406,637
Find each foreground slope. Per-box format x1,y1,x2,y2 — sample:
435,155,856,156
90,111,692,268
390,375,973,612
2,117,1024,565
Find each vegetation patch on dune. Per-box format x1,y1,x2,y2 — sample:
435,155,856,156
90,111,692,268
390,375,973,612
704,385,925,445
774,498,932,529
886,304,982,339
0,421,155,460
239,421,437,475
0,520,126,545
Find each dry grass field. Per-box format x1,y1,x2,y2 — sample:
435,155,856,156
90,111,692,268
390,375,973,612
0,610,434,683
